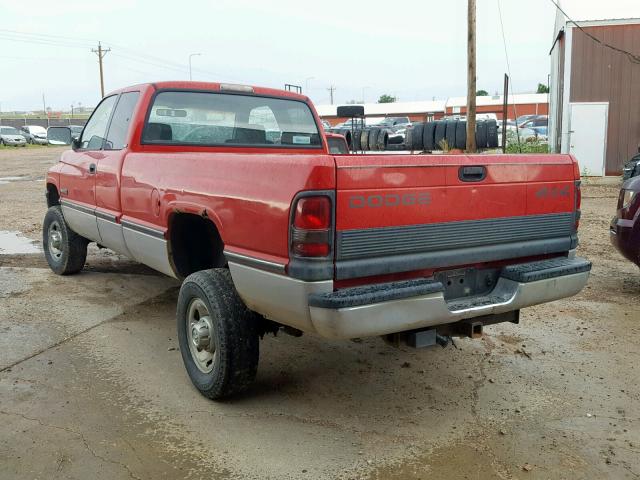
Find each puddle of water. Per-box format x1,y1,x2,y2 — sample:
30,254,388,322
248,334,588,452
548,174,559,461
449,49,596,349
0,231,41,254
0,176,27,185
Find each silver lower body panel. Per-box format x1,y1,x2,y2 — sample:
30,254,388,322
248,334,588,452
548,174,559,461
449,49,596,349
228,262,331,332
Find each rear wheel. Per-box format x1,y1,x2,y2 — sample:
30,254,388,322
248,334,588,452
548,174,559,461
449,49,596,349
42,206,88,275
177,269,259,399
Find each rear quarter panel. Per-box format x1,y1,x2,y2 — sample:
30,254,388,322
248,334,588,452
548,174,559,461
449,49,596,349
120,150,335,265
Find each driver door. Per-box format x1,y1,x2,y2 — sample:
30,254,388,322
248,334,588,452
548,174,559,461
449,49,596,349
59,95,118,243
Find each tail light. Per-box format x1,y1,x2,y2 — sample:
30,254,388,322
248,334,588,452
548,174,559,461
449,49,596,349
574,180,581,230
290,195,332,257
572,158,582,231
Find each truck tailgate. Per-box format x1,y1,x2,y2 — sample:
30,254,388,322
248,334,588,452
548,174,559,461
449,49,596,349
334,154,578,280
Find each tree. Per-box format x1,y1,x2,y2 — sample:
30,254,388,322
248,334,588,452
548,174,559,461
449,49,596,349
378,94,396,104
476,89,489,96
537,83,549,94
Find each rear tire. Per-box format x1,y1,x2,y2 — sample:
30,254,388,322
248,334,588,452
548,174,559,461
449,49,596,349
177,269,259,400
42,205,88,275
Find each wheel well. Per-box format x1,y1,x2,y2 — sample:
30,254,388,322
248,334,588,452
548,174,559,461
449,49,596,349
168,213,226,279
46,183,60,207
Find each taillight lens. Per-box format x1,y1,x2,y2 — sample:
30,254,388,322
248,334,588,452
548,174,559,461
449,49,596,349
294,197,331,229
291,196,332,258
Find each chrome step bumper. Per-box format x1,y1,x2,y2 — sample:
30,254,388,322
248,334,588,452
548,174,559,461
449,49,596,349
308,257,591,339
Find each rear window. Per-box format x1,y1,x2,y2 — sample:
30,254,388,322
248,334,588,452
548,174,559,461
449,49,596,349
142,91,321,148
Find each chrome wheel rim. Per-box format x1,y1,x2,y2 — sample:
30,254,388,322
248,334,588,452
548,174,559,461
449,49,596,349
186,298,216,373
48,221,63,260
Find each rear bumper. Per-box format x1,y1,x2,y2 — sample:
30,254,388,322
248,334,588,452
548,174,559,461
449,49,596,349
228,256,591,340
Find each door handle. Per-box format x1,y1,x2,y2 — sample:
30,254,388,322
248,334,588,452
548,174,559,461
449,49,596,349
88,163,97,174
458,165,486,182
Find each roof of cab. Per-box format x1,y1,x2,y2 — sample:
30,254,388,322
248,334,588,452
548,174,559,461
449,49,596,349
107,81,310,102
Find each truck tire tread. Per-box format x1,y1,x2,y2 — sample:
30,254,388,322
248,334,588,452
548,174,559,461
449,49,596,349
42,205,88,275
177,268,259,400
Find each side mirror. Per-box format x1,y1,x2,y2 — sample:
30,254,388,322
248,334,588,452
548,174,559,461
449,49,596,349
47,126,72,146
72,137,82,151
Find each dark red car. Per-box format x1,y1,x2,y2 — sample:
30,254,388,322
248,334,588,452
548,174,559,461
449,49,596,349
611,175,640,267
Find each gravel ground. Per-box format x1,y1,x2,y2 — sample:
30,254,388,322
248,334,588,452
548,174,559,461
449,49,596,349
0,146,638,479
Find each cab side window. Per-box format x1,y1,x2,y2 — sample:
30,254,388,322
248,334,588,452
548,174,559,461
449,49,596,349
80,95,117,150
105,92,140,150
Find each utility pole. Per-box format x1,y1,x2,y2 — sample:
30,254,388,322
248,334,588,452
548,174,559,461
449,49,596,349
327,85,336,105
501,74,509,153
466,0,477,152
189,53,202,81
42,93,49,127
92,42,111,98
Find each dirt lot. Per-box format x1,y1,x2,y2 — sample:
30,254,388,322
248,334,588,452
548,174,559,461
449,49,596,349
1,146,639,480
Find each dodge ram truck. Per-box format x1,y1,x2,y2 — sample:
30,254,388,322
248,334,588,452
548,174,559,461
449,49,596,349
43,81,591,399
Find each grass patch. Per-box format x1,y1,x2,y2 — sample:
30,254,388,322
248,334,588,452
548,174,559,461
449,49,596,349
505,139,549,154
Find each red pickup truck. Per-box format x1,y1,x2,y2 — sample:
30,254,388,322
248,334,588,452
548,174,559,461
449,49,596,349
44,81,591,399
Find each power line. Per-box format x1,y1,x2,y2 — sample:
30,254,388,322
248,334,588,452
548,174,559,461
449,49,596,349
548,0,640,64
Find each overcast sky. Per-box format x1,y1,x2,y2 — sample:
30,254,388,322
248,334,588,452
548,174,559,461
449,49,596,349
1,0,639,111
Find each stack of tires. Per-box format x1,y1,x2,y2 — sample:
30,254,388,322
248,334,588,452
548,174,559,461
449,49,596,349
364,127,390,151
405,119,499,151
334,129,353,150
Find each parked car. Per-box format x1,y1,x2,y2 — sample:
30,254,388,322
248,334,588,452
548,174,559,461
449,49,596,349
507,127,547,144
378,116,411,130
622,150,640,180
516,114,539,126
0,126,27,147
610,174,640,267
43,81,591,400
20,125,48,144
520,116,548,136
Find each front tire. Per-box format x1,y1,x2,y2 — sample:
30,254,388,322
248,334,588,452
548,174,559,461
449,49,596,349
177,269,259,400
42,206,88,275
